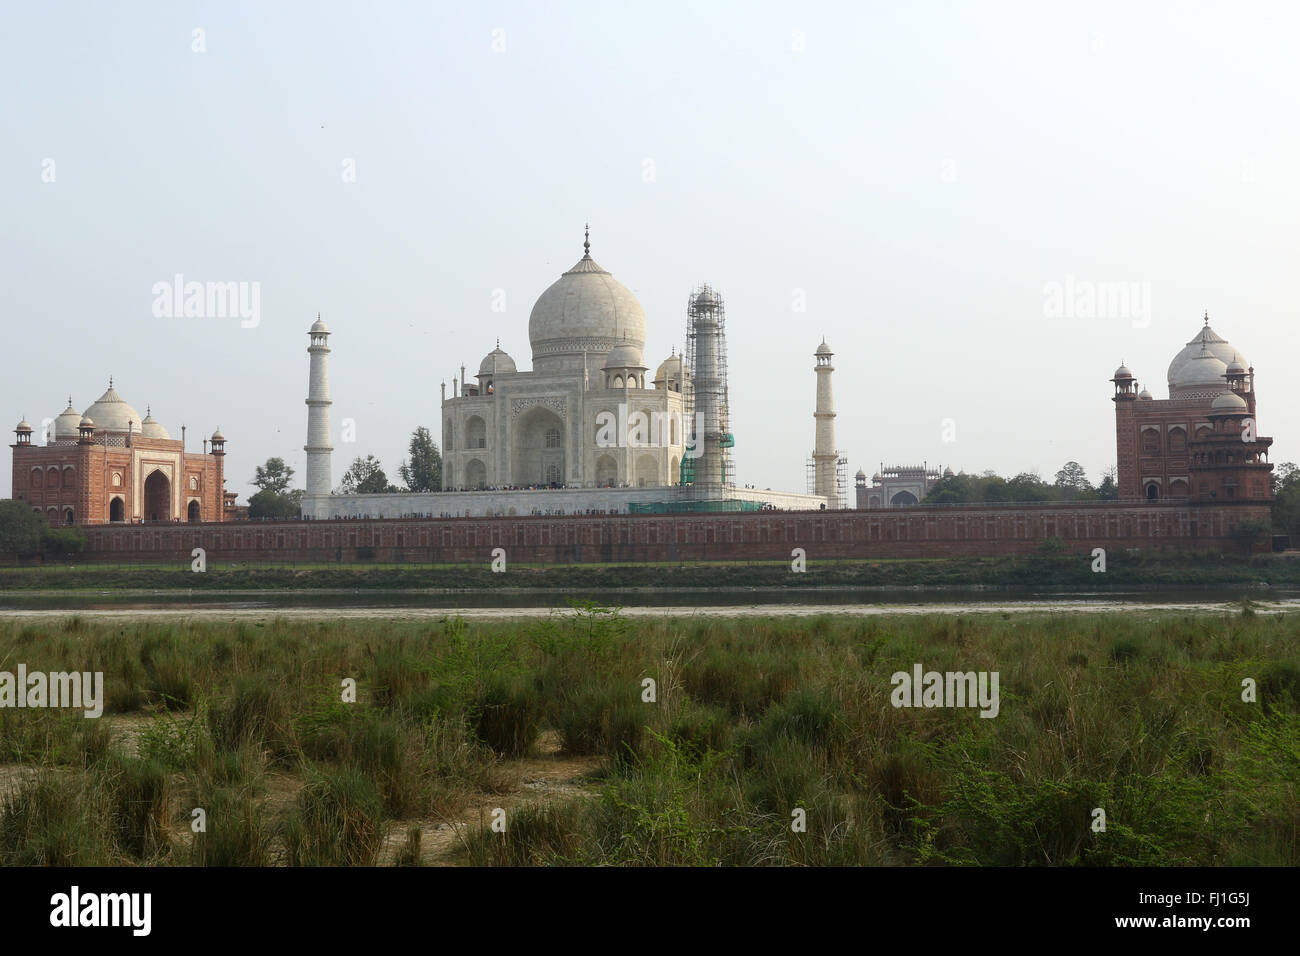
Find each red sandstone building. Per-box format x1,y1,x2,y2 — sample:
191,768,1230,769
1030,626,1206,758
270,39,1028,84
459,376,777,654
10,382,227,525
1111,315,1272,504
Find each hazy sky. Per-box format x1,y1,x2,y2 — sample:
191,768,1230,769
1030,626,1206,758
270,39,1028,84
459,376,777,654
3,1,1298,501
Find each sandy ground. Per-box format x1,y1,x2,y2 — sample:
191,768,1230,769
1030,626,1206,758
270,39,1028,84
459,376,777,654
377,731,601,866
0,600,1295,623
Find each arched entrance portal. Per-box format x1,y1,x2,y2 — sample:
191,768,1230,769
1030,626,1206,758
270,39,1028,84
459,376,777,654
512,407,565,487
890,490,919,506
144,470,171,522
109,497,125,522
188,500,201,522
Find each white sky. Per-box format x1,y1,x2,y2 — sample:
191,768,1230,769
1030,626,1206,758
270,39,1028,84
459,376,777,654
3,1,1297,500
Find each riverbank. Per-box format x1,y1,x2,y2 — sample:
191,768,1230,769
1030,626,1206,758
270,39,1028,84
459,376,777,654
1,609,1294,866
3,552,1300,592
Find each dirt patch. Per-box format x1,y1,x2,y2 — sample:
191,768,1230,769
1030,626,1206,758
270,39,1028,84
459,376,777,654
379,730,602,866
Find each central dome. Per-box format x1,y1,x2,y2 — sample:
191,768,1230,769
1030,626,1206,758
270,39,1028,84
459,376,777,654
84,383,143,434
528,234,647,372
1167,318,1247,398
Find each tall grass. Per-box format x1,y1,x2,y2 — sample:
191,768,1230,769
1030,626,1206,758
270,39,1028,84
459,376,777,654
0,607,1295,865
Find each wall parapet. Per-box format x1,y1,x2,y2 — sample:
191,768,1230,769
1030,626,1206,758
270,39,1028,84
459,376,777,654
76,501,1272,565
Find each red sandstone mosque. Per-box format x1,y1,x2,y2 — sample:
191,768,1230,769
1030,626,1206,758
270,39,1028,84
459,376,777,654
1111,313,1272,504
10,381,227,525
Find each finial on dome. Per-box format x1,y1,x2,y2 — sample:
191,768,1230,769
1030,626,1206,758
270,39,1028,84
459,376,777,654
1204,310,1210,326
583,223,590,258
496,337,500,348
108,376,113,388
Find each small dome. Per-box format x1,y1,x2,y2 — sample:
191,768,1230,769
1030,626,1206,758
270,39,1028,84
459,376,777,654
79,415,94,426
1226,354,1247,375
815,341,833,356
140,408,170,440
211,428,225,442
15,419,32,432
311,317,329,333
693,287,721,309
1112,364,1134,380
855,468,866,478
1209,391,1248,415
653,354,686,388
53,400,82,439
943,466,955,477
1138,388,1153,400
478,347,516,376
603,343,645,369
872,472,882,481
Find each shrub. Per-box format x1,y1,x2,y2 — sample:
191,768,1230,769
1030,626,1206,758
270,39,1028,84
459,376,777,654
283,768,385,866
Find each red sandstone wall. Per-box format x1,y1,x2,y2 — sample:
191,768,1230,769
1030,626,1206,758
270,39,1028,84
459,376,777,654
74,502,1273,565
11,441,224,524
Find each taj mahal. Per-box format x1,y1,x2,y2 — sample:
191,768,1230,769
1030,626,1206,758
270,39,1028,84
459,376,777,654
300,229,837,519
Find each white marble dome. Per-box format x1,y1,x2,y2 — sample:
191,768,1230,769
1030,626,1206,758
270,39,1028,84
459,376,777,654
83,384,142,434
603,343,645,369
1210,390,1248,415
528,237,646,372
1167,320,1246,397
140,408,170,440
478,347,516,376
53,399,82,439
653,354,686,388
1172,347,1228,394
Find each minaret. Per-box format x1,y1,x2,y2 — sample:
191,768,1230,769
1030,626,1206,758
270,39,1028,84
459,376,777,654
304,315,333,502
685,285,731,490
813,340,837,500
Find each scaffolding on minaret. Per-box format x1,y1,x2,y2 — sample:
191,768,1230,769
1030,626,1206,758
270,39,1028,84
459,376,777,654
806,451,849,509
681,284,734,496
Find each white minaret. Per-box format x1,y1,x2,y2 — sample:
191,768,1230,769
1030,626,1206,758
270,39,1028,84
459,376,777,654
304,315,333,502
813,340,836,501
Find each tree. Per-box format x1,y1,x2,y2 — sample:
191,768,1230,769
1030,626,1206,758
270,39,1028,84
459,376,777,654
252,457,295,495
1271,462,1300,541
41,526,86,557
248,488,304,520
398,426,442,492
338,455,396,494
1008,471,1052,502
248,456,302,519
1097,467,1119,501
0,500,47,556
1053,461,1095,499
1054,461,1086,488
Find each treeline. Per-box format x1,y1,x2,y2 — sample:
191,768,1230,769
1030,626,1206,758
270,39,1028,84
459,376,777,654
1272,462,1300,540
925,460,1300,540
922,462,1118,504
247,426,442,519
0,500,87,557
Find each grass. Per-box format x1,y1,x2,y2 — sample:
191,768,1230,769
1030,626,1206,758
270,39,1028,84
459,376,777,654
3,550,1300,591
0,607,1294,865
